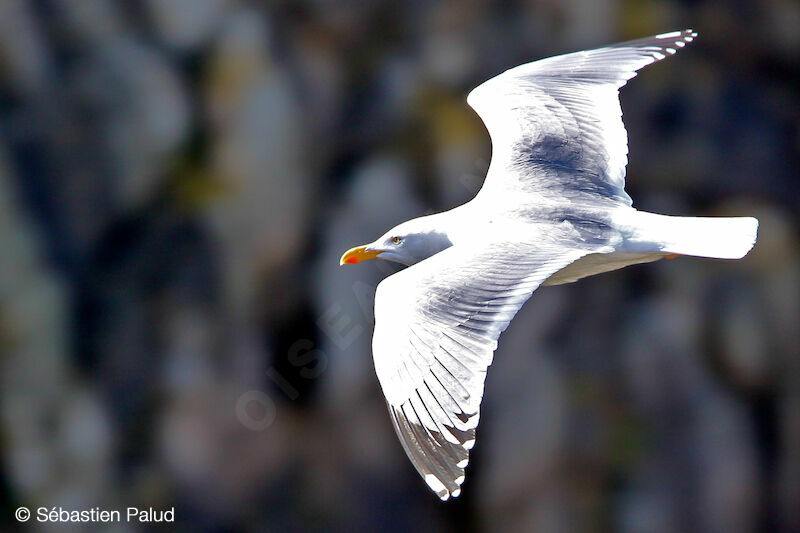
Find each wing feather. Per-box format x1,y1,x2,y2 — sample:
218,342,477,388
373,240,591,499
467,30,698,210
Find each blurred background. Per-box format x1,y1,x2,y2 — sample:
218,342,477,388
1,0,798,531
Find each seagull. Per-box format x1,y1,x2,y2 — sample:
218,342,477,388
339,30,758,500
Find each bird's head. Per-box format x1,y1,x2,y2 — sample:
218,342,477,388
340,215,454,267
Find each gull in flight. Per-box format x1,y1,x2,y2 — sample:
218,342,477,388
340,30,758,500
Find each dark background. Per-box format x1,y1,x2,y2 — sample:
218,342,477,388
1,1,798,531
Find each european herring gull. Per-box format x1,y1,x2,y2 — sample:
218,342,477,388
340,30,758,500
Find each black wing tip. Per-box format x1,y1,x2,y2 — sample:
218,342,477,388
615,29,698,52
608,29,698,65
425,473,466,501
388,402,473,501
651,29,698,48
655,29,698,39
654,29,698,48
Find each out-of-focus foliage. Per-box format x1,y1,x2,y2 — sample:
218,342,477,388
1,1,798,531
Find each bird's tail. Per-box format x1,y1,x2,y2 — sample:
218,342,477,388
624,211,759,259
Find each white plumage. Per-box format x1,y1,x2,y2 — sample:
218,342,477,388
340,30,758,500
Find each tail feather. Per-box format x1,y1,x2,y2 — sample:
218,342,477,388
625,211,759,259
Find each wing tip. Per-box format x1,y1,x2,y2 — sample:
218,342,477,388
390,401,475,501
425,474,452,501
632,29,698,65
427,473,467,501
654,29,698,51
656,29,698,41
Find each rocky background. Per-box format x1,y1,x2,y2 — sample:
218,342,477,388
1,1,799,531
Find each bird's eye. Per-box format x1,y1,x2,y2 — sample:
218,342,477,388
391,236,402,244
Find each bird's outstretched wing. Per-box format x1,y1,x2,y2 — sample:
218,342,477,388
372,237,597,499
468,30,697,209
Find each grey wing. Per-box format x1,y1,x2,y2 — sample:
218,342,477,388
372,239,591,500
468,30,697,209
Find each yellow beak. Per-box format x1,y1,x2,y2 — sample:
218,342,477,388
340,245,382,265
